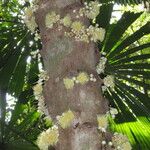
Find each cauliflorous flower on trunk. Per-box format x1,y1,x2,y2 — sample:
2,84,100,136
37,95,48,115
97,114,108,132
96,57,107,74
103,75,115,90
33,83,43,97
71,21,85,33
57,110,75,129
63,78,75,89
24,7,38,32
61,15,72,27
38,70,49,82
45,11,60,28
112,133,132,150
87,25,106,42
37,126,59,150
110,107,118,115
80,1,101,20
76,72,90,85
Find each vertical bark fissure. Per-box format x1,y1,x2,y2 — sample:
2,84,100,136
36,0,112,149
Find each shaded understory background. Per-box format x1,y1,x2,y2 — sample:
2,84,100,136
0,0,150,149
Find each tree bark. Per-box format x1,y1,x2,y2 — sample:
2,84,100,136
36,0,112,149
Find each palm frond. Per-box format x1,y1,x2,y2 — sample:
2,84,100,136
98,9,150,149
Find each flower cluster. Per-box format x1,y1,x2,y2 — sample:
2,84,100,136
37,126,59,150
33,70,49,115
30,0,39,5
63,72,96,89
33,83,47,115
87,25,105,42
31,49,39,58
79,1,101,20
89,74,97,82
34,31,41,41
76,72,89,85
63,78,75,90
100,140,114,148
109,107,118,118
60,15,72,27
33,83,43,98
44,3,105,43
112,133,132,150
23,7,38,32
45,11,60,28
96,56,107,74
66,1,104,42
97,114,108,132
38,70,49,83
57,110,75,129
70,21,89,43
103,75,115,90
67,22,105,43
30,0,39,12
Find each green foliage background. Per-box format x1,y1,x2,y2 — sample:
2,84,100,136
0,0,150,149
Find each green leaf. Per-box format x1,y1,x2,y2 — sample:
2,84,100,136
111,54,150,65
108,21,150,59
96,3,113,29
5,140,38,150
108,63,150,70
111,42,150,61
115,79,150,109
112,70,150,79
103,12,142,53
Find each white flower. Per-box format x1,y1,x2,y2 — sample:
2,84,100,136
89,74,97,82
110,107,118,115
76,72,89,85
33,82,48,115
102,52,106,56
70,21,89,42
37,96,48,115
24,7,33,20
102,140,106,145
101,85,107,92
93,78,97,82
37,126,59,150
63,78,74,89
57,110,75,129
31,50,39,58
71,21,85,33
87,25,105,42
61,15,72,27
112,133,132,150
72,77,76,81
103,75,115,90
39,70,49,81
108,141,113,146
96,57,107,74
24,7,38,32
33,83,43,97
80,1,101,20
90,74,94,78
97,114,108,131
45,11,60,28
34,32,41,41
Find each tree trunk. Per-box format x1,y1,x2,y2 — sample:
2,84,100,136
36,0,112,149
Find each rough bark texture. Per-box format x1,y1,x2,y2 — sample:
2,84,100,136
36,0,112,149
